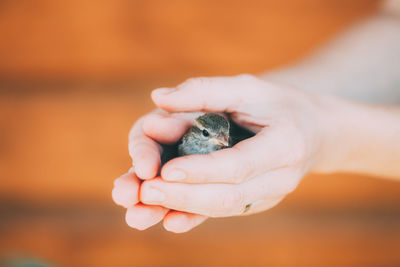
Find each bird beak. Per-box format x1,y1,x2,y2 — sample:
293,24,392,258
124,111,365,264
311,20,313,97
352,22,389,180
212,133,229,147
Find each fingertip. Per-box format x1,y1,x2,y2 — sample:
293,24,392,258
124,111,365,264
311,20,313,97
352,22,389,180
163,211,207,233
125,204,169,230
151,88,176,107
129,129,162,180
135,165,157,180
112,187,134,208
134,151,161,180
161,165,187,182
112,173,140,208
112,187,124,207
160,155,205,183
160,148,245,184
140,179,166,204
142,113,190,144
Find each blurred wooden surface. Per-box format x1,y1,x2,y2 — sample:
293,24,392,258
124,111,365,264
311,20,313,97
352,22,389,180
0,0,380,80
2,0,400,266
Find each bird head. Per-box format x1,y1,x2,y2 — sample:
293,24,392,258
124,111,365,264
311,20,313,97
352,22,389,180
192,113,231,147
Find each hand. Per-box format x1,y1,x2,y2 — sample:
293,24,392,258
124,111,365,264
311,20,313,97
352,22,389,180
113,74,328,231
112,111,208,233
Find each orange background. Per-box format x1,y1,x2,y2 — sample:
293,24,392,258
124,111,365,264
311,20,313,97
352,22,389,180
1,0,400,266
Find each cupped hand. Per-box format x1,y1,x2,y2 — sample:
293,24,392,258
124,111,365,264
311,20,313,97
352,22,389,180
113,74,327,231
112,111,208,233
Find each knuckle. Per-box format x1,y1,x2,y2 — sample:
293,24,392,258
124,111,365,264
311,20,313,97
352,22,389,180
130,140,150,157
233,74,267,100
131,136,161,156
130,135,148,148
141,114,156,132
236,73,256,82
181,77,211,90
181,77,196,87
235,74,263,90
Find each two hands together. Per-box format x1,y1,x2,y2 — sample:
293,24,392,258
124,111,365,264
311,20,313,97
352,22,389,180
112,74,339,233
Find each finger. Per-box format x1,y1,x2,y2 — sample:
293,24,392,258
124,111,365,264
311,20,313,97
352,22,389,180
161,125,302,184
141,169,301,217
163,211,208,233
151,75,263,113
142,113,192,144
112,171,140,208
125,203,169,230
141,178,243,217
129,116,162,179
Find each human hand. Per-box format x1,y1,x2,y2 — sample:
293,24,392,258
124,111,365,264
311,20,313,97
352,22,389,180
113,74,328,232
112,111,208,233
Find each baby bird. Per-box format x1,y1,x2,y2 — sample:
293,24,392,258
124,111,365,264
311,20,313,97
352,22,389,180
178,113,231,156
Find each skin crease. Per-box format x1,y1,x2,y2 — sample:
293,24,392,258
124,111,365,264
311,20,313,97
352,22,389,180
112,10,400,233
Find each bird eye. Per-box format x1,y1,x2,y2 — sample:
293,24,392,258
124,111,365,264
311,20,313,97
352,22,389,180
202,129,210,137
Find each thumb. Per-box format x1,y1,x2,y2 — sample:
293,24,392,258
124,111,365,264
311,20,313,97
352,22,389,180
151,75,260,113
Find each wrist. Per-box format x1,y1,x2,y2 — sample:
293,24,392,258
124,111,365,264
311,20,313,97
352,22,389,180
310,93,354,173
311,94,400,178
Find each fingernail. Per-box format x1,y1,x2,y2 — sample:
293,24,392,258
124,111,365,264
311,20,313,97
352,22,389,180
152,88,176,96
164,170,186,181
142,187,166,202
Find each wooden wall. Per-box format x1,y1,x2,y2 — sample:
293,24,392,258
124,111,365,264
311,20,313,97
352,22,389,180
2,0,400,266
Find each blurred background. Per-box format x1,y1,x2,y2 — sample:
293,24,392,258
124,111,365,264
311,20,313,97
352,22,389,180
1,0,400,266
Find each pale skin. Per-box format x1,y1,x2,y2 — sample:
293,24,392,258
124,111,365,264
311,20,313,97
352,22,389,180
112,9,400,233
